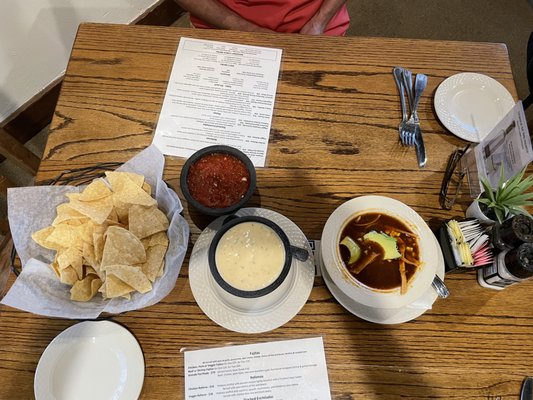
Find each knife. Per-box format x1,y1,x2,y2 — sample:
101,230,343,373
412,74,428,168
521,376,533,400
414,126,427,168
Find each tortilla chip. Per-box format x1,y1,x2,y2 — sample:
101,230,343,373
68,196,114,225
106,265,152,293
57,247,83,279
101,226,146,269
106,172,156,207
142,231,169,249
82,242,97,268
129,204,169,240
50,260,60,278
32,226,62,250
52,203,87,226
66,193,81,202
142,182,152,195
139,244,167,282
70,275,102,302
111,195,130,225
105,171,144,189
84,265,98,276
79,179,112,202
106,207,120,223
59,266,78,285
156,259,165,278
103,274,135,298
93,232,105,263
77,221,95,245
47,224,83,250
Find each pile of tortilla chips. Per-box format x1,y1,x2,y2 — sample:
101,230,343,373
31,171,169,302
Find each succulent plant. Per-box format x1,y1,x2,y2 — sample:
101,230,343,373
478,166,533,223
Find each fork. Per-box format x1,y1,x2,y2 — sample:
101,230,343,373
392,67,408,139
402,70,428,167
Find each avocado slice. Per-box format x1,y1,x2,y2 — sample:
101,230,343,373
340,236,362,264
363,231,401,260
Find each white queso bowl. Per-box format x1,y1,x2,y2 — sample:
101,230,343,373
320,196,437,309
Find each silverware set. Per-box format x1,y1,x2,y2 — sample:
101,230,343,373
393,66,428,168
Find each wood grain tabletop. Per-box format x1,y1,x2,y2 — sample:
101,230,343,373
1,23,531,399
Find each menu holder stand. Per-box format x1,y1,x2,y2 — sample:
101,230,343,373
440,101,532,210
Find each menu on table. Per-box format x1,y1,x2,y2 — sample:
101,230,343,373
462,101,533,196
184,337,331,400
152,37,283,167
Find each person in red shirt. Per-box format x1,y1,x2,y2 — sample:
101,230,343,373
174,0,349,36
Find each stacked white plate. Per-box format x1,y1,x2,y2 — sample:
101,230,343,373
320,196,445,324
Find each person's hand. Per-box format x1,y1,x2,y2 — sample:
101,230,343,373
300,17,327,35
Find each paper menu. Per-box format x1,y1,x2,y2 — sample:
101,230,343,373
153,37,283,167
462,102,533,196
184,337,331,400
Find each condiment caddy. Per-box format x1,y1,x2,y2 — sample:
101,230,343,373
439,214,533,290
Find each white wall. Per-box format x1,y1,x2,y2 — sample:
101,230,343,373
0,0,161,124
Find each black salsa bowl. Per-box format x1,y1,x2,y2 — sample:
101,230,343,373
180,145,256,216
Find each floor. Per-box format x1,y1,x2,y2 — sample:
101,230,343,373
1,0,532,217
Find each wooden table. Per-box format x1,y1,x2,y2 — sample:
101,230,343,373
1,23,531,399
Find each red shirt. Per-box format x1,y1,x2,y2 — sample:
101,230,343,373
190,0,350,36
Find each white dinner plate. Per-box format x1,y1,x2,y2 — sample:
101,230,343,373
321,234,445,324
34,320,144,400
434,72,515,142
189,207,315,334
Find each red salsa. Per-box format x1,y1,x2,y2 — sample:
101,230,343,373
187,153,250,209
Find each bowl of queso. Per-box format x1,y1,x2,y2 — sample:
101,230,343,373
321,195,437,309
208,215,298,311
180,145,256,216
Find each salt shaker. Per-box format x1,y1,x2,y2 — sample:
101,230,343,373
477,242,533,290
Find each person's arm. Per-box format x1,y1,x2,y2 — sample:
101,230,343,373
174,0,273,32
300,0,346,35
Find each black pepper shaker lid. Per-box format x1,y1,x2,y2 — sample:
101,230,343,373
493,215,533,250
512,215,533,243
505,243,533,279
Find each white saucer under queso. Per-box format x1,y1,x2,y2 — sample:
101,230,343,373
320,235,445,324
189,208,315,334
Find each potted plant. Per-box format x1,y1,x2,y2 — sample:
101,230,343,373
466,167,533,223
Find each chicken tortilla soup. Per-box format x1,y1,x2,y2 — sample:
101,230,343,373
339,212,421,294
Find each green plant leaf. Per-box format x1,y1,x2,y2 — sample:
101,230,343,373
494,207,505,223
500,185,527,203
507,206,533,219
502,193,533,206
515,175,533,193
509,167,526,185
484,168,533,210
480,178,496,203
